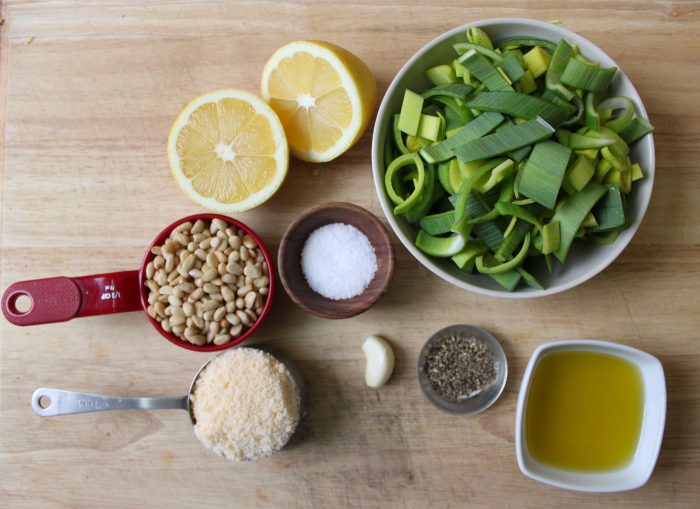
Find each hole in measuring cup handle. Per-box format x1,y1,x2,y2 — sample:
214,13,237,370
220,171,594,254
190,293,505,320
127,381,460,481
6,291,33,315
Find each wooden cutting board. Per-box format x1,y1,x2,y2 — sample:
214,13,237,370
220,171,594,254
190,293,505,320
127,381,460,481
1,1,699,507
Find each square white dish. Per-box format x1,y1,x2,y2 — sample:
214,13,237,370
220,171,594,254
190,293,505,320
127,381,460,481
515,339,666,492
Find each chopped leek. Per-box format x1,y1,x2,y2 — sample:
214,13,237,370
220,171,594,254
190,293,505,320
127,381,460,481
381,25,652,291
398,90,424,136
560,57,616,92
518,141,571,209
466,91,569,127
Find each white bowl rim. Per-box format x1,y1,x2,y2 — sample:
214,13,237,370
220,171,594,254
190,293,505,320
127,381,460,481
371,17,656,299
514,339,667,492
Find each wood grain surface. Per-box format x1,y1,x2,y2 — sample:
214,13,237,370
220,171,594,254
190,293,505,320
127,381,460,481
1,1,698,508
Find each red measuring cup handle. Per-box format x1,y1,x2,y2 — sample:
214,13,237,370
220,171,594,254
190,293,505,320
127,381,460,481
1,270,142,326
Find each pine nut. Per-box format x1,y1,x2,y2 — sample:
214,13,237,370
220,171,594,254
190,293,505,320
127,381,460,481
230,324,243,337
244,265,261,278
242,235,257,249
213,333,231,345
201,268,218,282
168,295,182,307
190,335,207,346
244,292,256,309
192,219,205,234
213,306,226,322
229,235,241,249
237,285,253,297
212,218,227,232
201,299,218,312
151,246,162,256
161,318,172,333
147,305,156,319
146,262,155,279
225,313,241,326
148,293,158,305
225,302,236,314
192,315,204,329
254,276,269,288
220,286,233,302
172,325,185,335
236,310,252,326
170,315,186,326
245,309,257,323
189,288,204,301
170,306,185,318
209,321,220,335
259,286,269,296
240,246,250,261
183,301,194,317
236,297,245,309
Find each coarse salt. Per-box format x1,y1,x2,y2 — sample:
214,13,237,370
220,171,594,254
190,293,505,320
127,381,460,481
301,223,378,300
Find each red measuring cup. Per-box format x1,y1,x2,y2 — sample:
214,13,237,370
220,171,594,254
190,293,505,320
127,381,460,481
1,213,275,352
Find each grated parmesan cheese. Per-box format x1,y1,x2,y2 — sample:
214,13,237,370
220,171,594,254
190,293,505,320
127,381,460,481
190,348,300,462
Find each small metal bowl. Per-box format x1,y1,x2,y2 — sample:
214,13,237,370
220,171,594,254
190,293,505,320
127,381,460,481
417,324,508,415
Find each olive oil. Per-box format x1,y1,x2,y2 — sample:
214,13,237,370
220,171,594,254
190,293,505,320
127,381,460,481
525,350,643,471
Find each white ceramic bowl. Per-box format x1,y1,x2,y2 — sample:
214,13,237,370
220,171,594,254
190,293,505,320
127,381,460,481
371,18,655,298
515,340,666,492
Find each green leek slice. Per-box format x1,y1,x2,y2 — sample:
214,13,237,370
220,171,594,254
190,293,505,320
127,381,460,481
495,202,543,232
403,164,438,223
467,27,494,50
426,65,457,86
421,83,474,100
453,159,508,221
551,181,607,261
454,43,503,63
598,96,635,133
589,184,627,232
517,267,544,290
499,51,526,81
419,210,455,235
476,232,531,274
453,117,555,163
542,221,560,254
415,215,472,257
495,36,557,52
420,111,504,164
417,114,442,141
518,70,537,94
398,89,424,135
562,155,595,195
560,58,616,92
451,239,489,269
523,47,551,78
385,153,426,214
457,50,513,91
466,92,569,127
585,92,601,130
618,116,654,144
437,162,454,194
392,115,411,155
488,269,523,291
545,39,575,101
518,140,571,209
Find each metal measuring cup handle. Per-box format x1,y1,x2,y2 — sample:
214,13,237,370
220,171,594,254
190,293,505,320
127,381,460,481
31,388,188,417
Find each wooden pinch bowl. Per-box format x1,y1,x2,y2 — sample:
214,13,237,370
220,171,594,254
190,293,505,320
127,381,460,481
278,202,395,319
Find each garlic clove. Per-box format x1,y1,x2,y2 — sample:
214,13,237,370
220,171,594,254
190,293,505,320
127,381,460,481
362,335,395,388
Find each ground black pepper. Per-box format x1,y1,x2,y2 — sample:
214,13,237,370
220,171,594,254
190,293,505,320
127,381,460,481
423,333,496,402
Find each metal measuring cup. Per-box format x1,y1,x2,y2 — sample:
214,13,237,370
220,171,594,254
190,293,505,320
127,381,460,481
31,348,305,430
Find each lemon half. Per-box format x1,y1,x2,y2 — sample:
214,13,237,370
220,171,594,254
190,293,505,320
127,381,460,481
167,89,288,213
261,41,377,163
